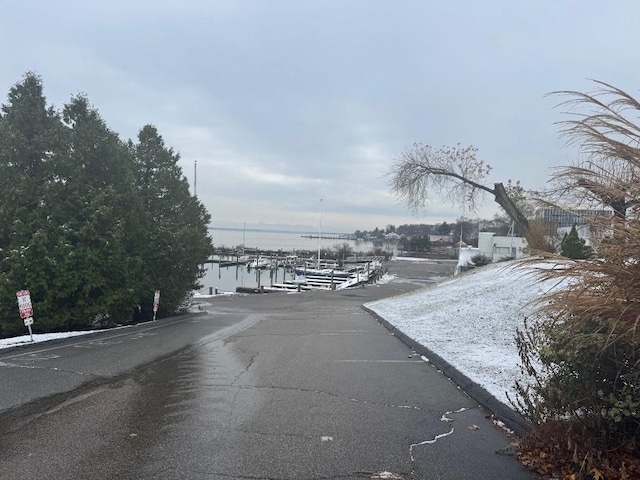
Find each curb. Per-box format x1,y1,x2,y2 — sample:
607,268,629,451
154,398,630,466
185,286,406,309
362,304,532,438
0,311,208,356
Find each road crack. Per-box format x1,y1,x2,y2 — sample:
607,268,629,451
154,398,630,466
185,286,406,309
408,407,468,479
234,384,431,413
230,352,259,386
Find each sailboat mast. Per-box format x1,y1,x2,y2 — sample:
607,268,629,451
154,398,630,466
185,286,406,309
317,199,323,268
242,222,246,255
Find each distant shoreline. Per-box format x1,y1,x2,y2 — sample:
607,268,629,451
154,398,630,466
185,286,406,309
208,226,350,236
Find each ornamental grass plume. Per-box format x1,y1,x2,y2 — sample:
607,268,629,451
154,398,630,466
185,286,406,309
513,81,640,479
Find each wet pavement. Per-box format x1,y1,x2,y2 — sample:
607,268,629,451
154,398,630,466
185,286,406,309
0,259,537,479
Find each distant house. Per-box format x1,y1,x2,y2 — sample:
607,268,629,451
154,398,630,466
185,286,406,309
428,235,455,245
454,232,528,275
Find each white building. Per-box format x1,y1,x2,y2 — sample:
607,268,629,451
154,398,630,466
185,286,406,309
478,232,528,262
455,232,528,275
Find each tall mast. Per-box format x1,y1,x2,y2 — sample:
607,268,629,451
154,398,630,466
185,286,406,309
317,199,323,268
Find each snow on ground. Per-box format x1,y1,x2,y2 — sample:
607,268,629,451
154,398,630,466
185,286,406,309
0,329,108,350
376,273,396,285
391,256,444,263
1,290,238,350
366,259,562,409
193,290,236,299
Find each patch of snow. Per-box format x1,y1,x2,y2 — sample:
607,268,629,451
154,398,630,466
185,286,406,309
193,290,236,298
0,330,107,350
377,273,396,284
366,260,564,408
370,472,404,480
188,290,239,310
391,256,442,263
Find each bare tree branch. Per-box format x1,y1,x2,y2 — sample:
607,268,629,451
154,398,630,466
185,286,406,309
388,143,531,237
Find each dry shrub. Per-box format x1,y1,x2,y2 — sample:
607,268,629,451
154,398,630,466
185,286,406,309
514,220,640,478
516,419,640,480
525,218,560,253
513,81,640,479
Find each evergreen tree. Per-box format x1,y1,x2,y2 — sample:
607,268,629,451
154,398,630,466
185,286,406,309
560,225,592,259
409,235,431,252
0,74,213,336
0,73,67,335
436,222,452,235
46,95,143,328
132,125,212,318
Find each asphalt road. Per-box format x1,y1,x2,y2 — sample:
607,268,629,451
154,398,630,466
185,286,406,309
0,259,537,479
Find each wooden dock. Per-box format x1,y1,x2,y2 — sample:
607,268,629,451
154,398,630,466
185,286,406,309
235,264,384,294
203,250,386,294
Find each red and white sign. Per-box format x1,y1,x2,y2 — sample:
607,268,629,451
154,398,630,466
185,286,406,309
153,290,161,312
16,290,33,319
23,317,34,326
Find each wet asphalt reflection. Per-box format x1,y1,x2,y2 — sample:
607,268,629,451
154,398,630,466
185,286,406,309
121,340,260,478
0,333,260,479
0,259,536,479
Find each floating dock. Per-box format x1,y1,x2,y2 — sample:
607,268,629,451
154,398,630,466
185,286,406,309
236,263,384,293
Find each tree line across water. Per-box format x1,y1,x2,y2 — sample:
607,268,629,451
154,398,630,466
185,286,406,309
0,73,212,338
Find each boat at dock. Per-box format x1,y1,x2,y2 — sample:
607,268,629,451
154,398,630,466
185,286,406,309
200,205,386,294
199,254,385,294
248,257,272,269
275,260,383,292
294,258,350,278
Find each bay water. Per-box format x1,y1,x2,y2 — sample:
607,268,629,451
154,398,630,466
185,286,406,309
208,227,373,253
199,228,380,293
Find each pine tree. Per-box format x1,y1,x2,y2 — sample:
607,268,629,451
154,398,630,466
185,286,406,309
560,225,592,259
0,74,213,336
47,95,143,328
0,73,68,335
132,125,212,318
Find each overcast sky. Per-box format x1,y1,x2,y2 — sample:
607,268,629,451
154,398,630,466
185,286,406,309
1,1,638,232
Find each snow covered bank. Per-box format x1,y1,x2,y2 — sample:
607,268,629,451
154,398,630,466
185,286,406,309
0,329,109,350
0,290,238,350
365,260,559,408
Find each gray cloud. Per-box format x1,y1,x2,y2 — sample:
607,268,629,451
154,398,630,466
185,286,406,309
1,0,638,231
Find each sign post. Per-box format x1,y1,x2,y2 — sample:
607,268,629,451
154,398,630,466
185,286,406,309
16,290,34,342
153,290,160,321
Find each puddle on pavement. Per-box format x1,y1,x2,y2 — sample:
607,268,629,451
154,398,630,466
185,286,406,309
120,337,262,477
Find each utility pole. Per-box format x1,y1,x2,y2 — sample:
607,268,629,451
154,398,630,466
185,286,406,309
194,159,197,196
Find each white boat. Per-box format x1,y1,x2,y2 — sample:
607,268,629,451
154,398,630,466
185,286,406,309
248,257,271,269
